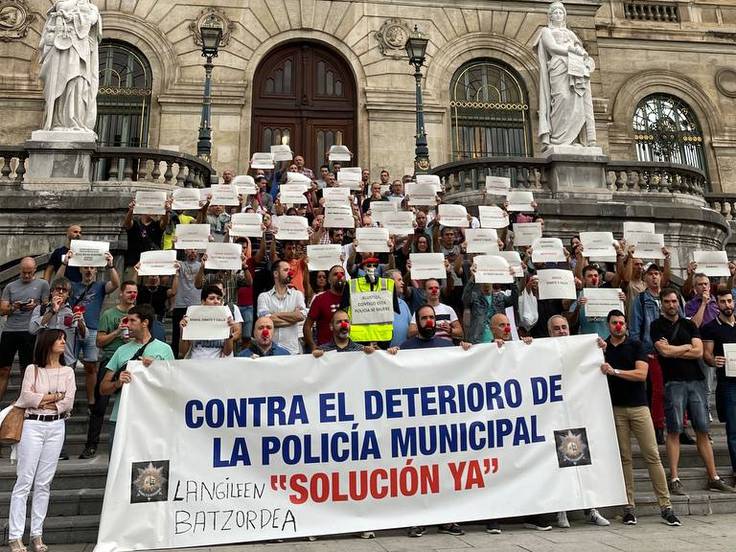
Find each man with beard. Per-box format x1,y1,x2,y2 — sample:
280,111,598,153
257,260,307,354
304,265,347,351
701,288,736,487
312,309,380,355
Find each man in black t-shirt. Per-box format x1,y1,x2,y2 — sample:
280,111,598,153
602,309,679,526
122,198,170,278
651,288,734,495
44,224,83,283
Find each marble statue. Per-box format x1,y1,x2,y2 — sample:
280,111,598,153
535,1,597,149
38,0,101,134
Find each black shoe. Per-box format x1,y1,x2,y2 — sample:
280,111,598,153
408,526,425,538
523,516,552,531
622,510,637,525
59,449,69,461
669,478,688,496
655,428,665,445
485,520,502,534
438,523,464,536
79,446,97,459
680,432,696,445
661,507,681,526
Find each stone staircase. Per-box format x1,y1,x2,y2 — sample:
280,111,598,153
0,362,734,544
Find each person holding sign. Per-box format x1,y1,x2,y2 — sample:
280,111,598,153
462,271,517,344
702,288,736,481
237,316,290,358
44,224,83,283
685,273,719,328
178,285,239,359
565,265,625,338
122,197,170,278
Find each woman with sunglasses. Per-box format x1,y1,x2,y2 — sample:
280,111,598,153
7,329,76,552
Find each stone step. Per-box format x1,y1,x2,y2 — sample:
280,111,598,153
0,431,111,463
633,466,735,492
632,441,731,470
0,488,104,518
0,457,108,493
0,514,100,545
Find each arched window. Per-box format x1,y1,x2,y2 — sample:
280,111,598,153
96,40,152,148
633,94,706,171
450,60,531,160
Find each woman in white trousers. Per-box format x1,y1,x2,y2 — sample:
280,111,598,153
8,329,76,552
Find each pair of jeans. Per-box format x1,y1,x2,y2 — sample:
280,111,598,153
85,359,111,450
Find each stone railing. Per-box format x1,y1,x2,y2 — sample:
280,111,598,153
605,161,707,197
92,147,214,188
623,1,680,22
0,146,28,184
705,194,736,222
432,157,551,195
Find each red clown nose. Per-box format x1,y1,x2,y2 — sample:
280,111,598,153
336,272,344,280
339,321,349,330
261,328,271,338
503,326,511,334
425,319,435,328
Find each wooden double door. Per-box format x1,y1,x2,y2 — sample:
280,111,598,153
251,42,357,170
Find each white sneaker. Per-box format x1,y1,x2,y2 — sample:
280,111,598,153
588,509,610,526
557,511,570,528
360,531,375,539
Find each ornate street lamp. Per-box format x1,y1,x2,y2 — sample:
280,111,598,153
196,15,223,162
405,25,430,175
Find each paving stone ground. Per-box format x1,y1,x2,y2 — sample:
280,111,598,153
55,512,736,551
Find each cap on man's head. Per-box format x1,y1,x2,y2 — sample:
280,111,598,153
644,263,662,273
362,257,380,266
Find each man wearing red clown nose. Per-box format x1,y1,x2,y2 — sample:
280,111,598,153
237,316,291,358
489,313,533,348
312,309,396,356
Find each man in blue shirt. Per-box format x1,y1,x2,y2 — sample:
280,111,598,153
237,316,290,358
566,265,625,339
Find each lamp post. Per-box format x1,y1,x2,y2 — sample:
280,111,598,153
405,25,430,175
196,15,223,162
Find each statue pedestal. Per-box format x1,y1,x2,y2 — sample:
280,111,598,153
544,147,611,200
24,130,96,190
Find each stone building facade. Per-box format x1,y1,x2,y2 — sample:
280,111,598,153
1,0,735,191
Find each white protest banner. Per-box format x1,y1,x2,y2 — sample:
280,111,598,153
286,172,311,185
405,182,437,206
512,222,543,247
506,191,534,212
328,145,352,162
230,213,262,238
280,184,308,205
368,201,398,222
337,177,362,191
175,224,210,250
68,239,109,267
623,221,655,241
479,206,510,229
356,227,390,253
497,251,524,277
538,269,577,300
580,232,616,261
582,288,624,319
322,187,351,206
96,335,625,551
628,232,665,259
233,175,257,197
182,305,232,341
438,204,469,228
532,238,565,264
382,211,414,236
275,216,309,241
250,153,275,170
465,228,499,254
205,243,242,271
172,188,201,211
415,174,442,193
270,144,293,162
138,250,177,276
409,253,445,280
485,176,511,196
474,255,513,284
324,205,355,228
133,191,167,215
350,289,394,325
725,343,736,378
210,185,240,206
306,245,343,272
693,250,730,277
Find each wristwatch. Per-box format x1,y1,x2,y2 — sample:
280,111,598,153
613,369,620,376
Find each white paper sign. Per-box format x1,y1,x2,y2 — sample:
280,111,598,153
280,184,308,205
350,290,394,325
68,240,109,267
438,204,469,228
474,255,513,284
250,152,275,170
322,187,351,206
382,211,415,235
497,251,524,277
580,232,616,261
171,188,201,211
356,228,390,253
368,201,398,222
485,176,511,196
328,145,352,162
629,232,665,259
306,245,343,271
466,228,499,254
724,343,736,377
532,238,565,263
337,167,362,189
693,250,730,277
582,288,624,319
479,206,510,229
133,191,166,215
415,174,442,192
137,250,177,276
182,305,231,340
275,216,309,241
270,144,293,162
405,182,437,206
623,221,655,241
205,243,242,271
538,269,577,300
286,172,311,185
324,205,355,228
409,253,445,280
232,174,257,197
229,213,262,238
175,224,210,250
513,222,543,247
506,191,535,212
209,184,240,206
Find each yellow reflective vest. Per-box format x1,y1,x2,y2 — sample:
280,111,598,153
348,277,395,343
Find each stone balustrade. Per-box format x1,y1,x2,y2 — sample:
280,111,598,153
605,161,707,197
92,147,213,188
0,146,28,184
431,156,551,195
705,194,736,221
623,2,680,22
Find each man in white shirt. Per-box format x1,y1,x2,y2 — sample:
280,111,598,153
257,260,307,354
